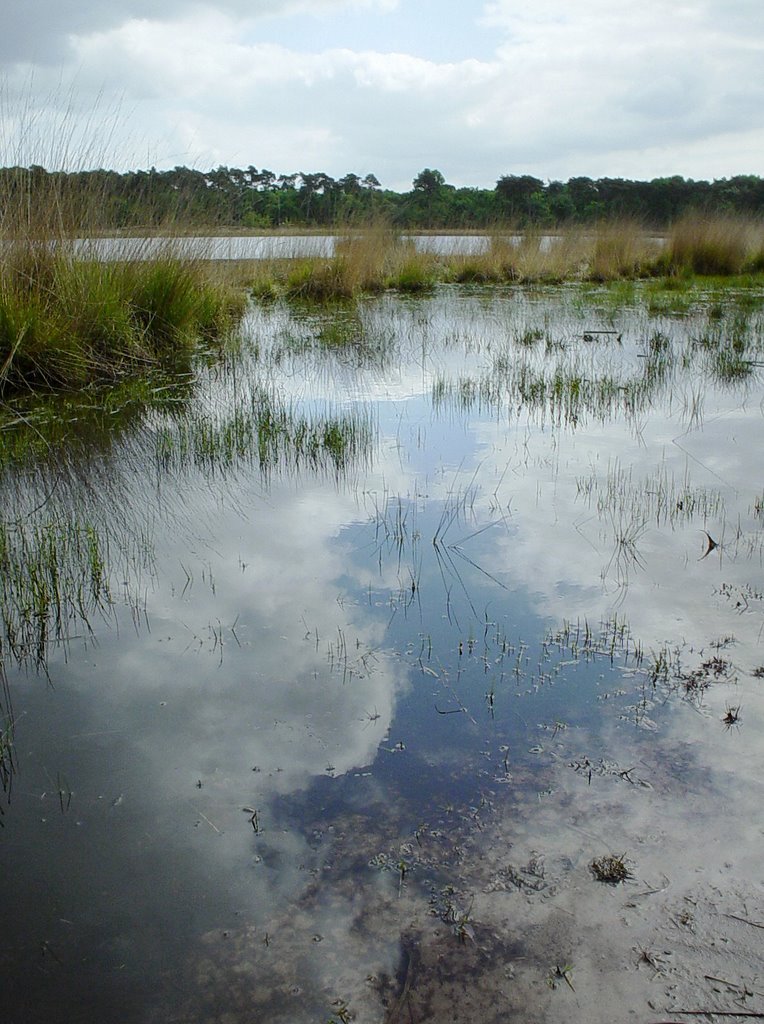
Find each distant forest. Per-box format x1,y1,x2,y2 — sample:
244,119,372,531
4,164,764,229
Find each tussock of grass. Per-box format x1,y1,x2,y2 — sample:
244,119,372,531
282,223,402,299
523,230,594,282
1,160,246,395
389,256,437,292
588,221,657,281
245,218,764,306
0,248,245,393
663,215,751,276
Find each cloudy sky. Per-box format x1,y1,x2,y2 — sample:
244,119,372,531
1,0,763,189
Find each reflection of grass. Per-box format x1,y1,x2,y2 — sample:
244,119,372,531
576,461,725,587
0,371,195,476
577,463,725,529
711,346,756,383
433,357,651,428
310,305,396,366
0,663,15,812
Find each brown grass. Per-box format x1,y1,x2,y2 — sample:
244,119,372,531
588,220,658,281
663,214,751,275
244,215,764,305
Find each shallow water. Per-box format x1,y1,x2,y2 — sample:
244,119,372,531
1,283,763,1023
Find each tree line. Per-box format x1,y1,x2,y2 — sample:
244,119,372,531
3,163,764,230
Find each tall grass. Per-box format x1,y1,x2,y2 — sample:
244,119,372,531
0,164,246,395
662,215,753,276
276,224,441,299
250,218,764,302
588,220,657,281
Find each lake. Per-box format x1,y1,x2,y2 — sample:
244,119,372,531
72,234,492,261
1,281,763,1023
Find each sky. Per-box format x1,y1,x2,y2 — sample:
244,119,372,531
1,0,763,190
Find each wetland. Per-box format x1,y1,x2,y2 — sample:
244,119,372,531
1,269,763,1023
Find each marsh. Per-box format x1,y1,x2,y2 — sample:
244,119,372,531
1,279,763,1023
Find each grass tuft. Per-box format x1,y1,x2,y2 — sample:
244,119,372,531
588,220,656,281
663,215,750,276
0,161,246,395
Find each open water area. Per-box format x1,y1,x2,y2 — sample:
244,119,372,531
72,234,490,261
1,280,763,1023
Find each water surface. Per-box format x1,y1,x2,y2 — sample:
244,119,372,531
1,283,763,1023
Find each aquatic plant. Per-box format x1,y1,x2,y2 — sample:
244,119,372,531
0,514,112,669
154,387,374,478
589,853,630,884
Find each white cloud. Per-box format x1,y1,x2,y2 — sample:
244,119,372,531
0,0,400,61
